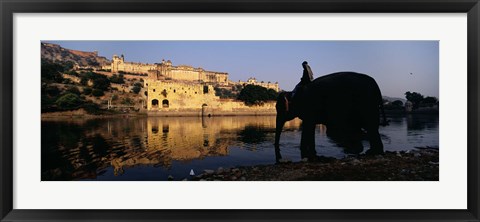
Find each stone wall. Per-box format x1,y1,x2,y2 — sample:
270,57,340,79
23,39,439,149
145,79,276,116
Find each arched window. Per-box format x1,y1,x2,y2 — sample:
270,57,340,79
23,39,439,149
151,126,158,134
162,99,169,108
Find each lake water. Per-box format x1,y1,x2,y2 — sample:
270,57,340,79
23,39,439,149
41,115,438,181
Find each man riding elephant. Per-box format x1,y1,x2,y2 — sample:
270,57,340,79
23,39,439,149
275,61,387,162
289,61,314,116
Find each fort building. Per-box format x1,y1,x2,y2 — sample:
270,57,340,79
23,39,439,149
101,54,278,115
105,55,229,85
144,78,276,115
237,77,279,92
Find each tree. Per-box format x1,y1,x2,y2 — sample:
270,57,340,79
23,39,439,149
82,102,101,114
422,96,438,106
92,76,110,90
237,85,278,106
45,85,60,96
121,98,134,105
83,87,92,95
66,86,81,95
55,93,83,110
134,82,143,88
131,85,141,94
92,89,104,97
41,60,64,83
109,74,125,84
63,61,75,71
405,91,424,109
214,87,236,99
80,76,89,86
79,71,111,90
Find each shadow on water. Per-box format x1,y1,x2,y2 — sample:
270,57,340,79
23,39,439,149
42,115,438,181
237,125,272,144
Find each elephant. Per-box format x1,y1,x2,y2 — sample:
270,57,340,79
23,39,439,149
274,71,387,162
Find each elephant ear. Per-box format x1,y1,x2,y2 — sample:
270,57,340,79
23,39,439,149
276,91,290,113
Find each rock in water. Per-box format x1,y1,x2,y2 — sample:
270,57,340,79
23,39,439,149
204,169,214,174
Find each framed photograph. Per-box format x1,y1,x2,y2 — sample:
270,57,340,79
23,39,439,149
1,0,479,221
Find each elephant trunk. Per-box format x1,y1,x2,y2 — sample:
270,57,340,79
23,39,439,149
274,115,286,162
274,115,286,147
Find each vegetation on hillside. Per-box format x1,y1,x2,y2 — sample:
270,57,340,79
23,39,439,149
214,85,243,99
41,60,143,114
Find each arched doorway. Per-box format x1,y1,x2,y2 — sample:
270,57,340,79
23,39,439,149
162,99,169,108
151,99,159,109
202,104,211,117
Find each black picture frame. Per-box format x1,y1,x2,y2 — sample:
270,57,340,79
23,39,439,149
1,0,479,221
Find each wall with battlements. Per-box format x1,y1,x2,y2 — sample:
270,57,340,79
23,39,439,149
111,55,156,74
237,77,279,92
108,55,229,85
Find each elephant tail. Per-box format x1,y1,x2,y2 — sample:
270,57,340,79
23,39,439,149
373,79,389,126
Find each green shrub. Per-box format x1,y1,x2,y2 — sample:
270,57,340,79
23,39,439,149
55,93,83,110
41,60,65,83
82,102,101,114
121,98,134,105
109,74,125,84
45,85,60,96
66,86,81,95
83,87,92,95
92,77,110,90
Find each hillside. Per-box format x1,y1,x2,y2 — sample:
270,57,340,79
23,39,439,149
383,96,406,103
41,42,110,67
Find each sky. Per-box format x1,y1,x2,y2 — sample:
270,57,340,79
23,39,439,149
44,41,439,99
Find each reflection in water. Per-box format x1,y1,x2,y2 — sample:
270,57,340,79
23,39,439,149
42,115,438,181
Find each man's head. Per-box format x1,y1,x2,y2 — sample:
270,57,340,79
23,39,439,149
302,61,308,68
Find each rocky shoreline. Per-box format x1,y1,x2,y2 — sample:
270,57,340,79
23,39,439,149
191,148,439,181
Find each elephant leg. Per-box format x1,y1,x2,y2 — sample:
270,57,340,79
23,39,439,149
359,104,383,155
366,129,384,155
300,121,317,159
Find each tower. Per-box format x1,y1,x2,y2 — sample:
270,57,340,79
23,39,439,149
112,54,125,73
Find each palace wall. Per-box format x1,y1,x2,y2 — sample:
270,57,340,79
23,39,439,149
145,79,276,115
109,55,229,85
